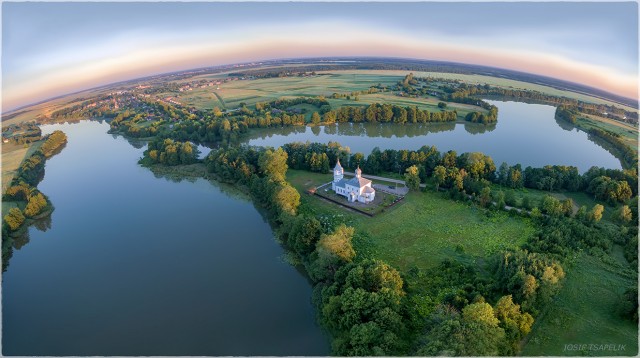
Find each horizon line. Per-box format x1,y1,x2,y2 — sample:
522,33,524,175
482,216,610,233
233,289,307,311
3,56,637,115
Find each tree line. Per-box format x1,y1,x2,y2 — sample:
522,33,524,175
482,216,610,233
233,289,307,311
432,79,636,124
587,128,638,169
3,131,68,271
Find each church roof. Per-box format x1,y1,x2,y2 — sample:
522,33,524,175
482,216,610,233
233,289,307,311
346,176,372,188
362,186,375,194
334,159,343,170
334,178,348,189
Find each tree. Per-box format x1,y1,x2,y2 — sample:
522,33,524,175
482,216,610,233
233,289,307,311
311,112,321,125
259,147,288,183
351,153,365,169
497,162,509,185
541,195,563,216
462,302,499,327
434,165,447,191
576,205,587,221
587,204,604,224
404,165,420,191
494,295,534,354
616,205,633,224
289,215,322,257
4,208,25,231
494,295,534,335
494,191,506,209
273,183,300,218
560,199,574,217
324,111,337,124
24,193,47,217
212,106,223,117
479,187,492,207
437,102,447,109
317,225,356,262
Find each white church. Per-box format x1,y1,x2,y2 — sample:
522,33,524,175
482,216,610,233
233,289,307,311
331,159,376,204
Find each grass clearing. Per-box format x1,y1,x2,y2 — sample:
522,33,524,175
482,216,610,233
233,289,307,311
522,254,637,356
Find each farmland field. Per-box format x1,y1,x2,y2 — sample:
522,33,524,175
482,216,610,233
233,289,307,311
1,140,44,191
173,72,487,118
318,70,638,112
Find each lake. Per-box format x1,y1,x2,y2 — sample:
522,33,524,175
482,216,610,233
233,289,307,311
2,121,329,356
245,101,622,173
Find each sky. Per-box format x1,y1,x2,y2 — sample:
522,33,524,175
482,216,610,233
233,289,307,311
2,2,638,111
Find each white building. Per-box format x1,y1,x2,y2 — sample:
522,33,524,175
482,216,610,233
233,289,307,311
331,159,376,203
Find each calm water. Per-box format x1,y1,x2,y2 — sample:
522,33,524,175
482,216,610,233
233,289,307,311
246,101,622,173
2,121,329,356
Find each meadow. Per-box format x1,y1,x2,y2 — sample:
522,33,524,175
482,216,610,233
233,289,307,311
287,169,534,272
522,253,637,356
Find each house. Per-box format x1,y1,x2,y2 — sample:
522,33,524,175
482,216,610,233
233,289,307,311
331,159,376,204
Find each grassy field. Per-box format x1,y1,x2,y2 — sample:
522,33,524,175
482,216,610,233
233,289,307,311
1,140,44,192
287,169,534,271
522,254,638,356
576,115,638,154
320,70,638,112
175,72,486,119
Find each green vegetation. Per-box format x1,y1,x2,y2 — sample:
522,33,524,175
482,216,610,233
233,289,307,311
140,138,200,166
523,254,637,356
2,130,67,271
3,62,637,356
289,169,533,270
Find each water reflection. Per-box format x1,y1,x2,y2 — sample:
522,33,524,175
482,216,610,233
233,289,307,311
245,101,622,172
3,121,329,355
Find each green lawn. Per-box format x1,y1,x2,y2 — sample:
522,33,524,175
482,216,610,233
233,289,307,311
522,254,638,356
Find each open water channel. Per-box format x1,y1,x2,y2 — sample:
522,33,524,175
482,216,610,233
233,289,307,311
246,100,623,173
2,121,329,355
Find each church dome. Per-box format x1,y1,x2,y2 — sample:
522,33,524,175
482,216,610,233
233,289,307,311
355,166,362,177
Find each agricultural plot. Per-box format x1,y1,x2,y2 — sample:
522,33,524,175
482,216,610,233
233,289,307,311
180,72,486,119
322,70,638,112
1,140,44,191
576,115,638,153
